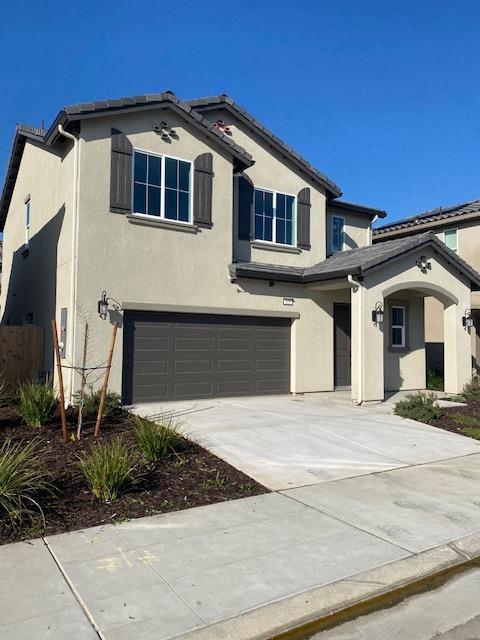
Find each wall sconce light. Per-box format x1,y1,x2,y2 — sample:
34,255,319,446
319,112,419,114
372,302,384,326
97,290,120,320
462,309,474,329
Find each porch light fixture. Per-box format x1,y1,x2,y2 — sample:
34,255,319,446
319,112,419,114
97,291,109,320
463,309,474,329
372,302,384,326
97,290,121,320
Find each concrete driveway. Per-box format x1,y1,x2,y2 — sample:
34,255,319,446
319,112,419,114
134,392,480,490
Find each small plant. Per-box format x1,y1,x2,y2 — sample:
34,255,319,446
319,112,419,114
426,369,444,391
0,439,52,525
78,437,143,501
134,414,182,461
73,388,121,419
451,413,480,428
394,392,442,423
0,381,15,408
461,427,480,440
446,394,466,403
17,381,58,428
200,471,226,493
463,377,480,402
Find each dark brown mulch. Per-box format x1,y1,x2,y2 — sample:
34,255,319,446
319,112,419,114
0,408,267,545
427,398,480,435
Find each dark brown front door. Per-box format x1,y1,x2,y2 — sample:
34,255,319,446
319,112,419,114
334,303,351,387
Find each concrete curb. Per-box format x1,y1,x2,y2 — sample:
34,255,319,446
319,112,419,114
172,532,480,640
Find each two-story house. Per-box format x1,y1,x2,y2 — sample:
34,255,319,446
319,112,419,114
1,92,479,406
374,200,480,376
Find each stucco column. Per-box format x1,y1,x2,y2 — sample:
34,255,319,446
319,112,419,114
351,282,384,403
444,302,472,394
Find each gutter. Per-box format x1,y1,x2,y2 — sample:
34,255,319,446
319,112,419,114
58,124,80,405
347,274,363,405
369,214,379,245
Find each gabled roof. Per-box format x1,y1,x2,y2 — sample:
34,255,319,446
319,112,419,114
187,95,342,198
0,124,46,229
0,92,254,230
232,232,480,290
374,198,480,237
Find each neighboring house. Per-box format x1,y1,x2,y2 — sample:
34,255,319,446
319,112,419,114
374,200,480,375
0,92,479,406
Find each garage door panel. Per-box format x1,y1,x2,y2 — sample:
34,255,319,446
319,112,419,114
174,359,214,373
123,311,290,403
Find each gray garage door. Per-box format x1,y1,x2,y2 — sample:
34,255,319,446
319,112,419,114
122,311,291,404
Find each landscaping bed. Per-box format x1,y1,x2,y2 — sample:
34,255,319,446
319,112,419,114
428,399,480,439
394,377,480,441
0,404,267,545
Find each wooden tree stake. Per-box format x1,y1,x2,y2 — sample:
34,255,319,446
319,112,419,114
51,319,68,442
94,322,118,438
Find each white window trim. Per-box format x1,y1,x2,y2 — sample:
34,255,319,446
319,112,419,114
253,186,297,247
24,198,31,249
443,227,458,253
391,305,406,348
131,148,193,225
331,215,345,253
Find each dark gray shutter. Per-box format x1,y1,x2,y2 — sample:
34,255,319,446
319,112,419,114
297,187,311,249
110,128,133,214
193,153,213,228
237,173,254,240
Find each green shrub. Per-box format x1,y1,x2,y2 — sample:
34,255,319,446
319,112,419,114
463,377,480,402
78,437,143,501
394,392,442,423
0,381,16,408
0,439,52,524
17,381,58,428
73,388,121,419
451,413,480,428
134,414,182,461
461,427,480,440
426,369,444,391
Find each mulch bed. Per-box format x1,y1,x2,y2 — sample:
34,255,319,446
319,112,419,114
0,407,267,545
427,398,480,435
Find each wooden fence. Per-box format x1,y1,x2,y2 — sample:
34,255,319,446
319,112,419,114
0,326,45,385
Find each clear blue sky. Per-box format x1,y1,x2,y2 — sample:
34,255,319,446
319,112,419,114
1,0,479,222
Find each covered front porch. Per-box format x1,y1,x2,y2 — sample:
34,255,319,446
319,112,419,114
306,235,478,403
233,232,480,404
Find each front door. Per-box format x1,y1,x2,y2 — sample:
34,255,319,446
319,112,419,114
334,303,351,387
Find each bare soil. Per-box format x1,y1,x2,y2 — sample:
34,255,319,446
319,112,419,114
0,407,267,544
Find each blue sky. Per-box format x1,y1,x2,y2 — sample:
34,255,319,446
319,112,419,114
1,0,479,222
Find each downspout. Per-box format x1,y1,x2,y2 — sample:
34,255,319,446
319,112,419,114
369,214,379,245
58,124,80,405
347,274,364,404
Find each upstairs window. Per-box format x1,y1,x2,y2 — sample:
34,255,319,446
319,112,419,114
133,151,191,222
254,188,295,246
444,228,458,253
24,197,31,250
332,216,344,252
391,306,406,348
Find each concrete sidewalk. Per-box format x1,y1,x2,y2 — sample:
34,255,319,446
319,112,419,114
4,451,480,640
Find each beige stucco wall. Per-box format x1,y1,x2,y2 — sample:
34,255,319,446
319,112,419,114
0,138,74,372
326,207,370,255
198,107,329,267
70,108,353,400
384,293,425,391
351,246,472,402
